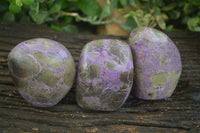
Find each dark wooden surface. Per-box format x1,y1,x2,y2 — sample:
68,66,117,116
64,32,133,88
0,22,199,133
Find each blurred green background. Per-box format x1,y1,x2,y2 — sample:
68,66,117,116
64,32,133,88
0,0,200,35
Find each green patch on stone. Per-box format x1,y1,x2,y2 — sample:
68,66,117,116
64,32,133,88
109,43,120,56
79,67,87,79
33,88,49,102
106,62,115,70
32,52,51,66
153,29,168,44
33,52,64,70
146,89,158,99
92,40,105,48
41,38,52,47
49,58,65,70
121,84,128,90
36,67,59,87
136,64,143,80
154,32,163,38
170,70,181,90
150,55,153,61
25,39,38,45
12,76,28,88
89,64,101,79
130,33,142,43
10,55,40,78
140,53,144,60
109,92,126,109
35,92,48,103
129,68,134,83
150,72,168,86
51,93,59,101
164,58,172,65
119,71,129,83
170,69,176,81
88,84,103,96
159,55,164,66
64,57,75,87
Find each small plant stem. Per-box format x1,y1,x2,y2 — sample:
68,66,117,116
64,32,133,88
147,1,153,14
133,16,141,27
59,12,79,17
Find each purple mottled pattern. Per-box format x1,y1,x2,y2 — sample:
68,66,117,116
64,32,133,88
8,38,76,107
129,27,182,100
76,39,134,111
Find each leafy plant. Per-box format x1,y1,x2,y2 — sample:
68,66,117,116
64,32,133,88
0,0,199,33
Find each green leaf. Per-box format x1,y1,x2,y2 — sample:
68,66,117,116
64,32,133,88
194,26,200,32
20,15,31,22
16,0,23,7
156,15,166,30
154,0,164,7
184,3,197,15
29,10,49,24
129,0,136,7
50,0,62,14
177,1,186,7
62,24,78,33
153,7,161,15
64,16,73,24
188,0,200,6
30,2,39,13
120,0,128,7
0,1,9,13
61,0,68,9
181,16,189,25
139,0,149,3
135,10,144,18
162,3,176,11
165,25,173,31
187,17,200,31
168,10,180,20
3,11,15,22
110,0,118,14
100,0,111,19
9,2,21,14
21,0,34,5
51,24,63,32
77,0,101,17
198,12,200,17
120,16,137,32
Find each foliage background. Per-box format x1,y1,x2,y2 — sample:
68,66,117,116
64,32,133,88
0,0,200,34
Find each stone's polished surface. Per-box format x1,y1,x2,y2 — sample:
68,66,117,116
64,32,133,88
8,38,76,107
76,39,134,111
129,27,182,100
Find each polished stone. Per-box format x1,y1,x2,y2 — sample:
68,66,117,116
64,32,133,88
8,38,76,107
76,39,134,111
129,27,182,100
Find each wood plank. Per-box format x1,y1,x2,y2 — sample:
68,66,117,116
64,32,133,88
0,22,199,133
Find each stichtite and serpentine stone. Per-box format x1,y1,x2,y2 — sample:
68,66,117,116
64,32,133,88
129,27,182,100
76,39,134,111
8,38,76,107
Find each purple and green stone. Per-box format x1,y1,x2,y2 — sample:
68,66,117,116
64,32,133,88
8,38,76,107
76,39,134,111
129,27,182,100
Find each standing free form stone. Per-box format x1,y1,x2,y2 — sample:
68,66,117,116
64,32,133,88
8,38,76,107
129,27,182,100
76,39,134,111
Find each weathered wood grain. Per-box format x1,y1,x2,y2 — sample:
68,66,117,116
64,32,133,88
0,22,199,133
